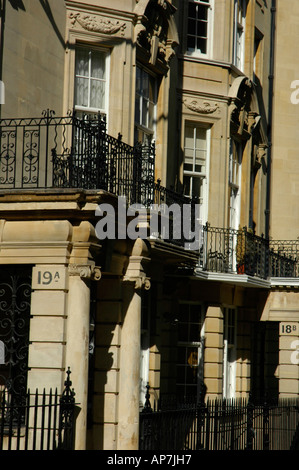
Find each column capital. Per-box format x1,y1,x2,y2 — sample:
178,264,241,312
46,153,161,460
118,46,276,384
123,274,151,291
68,264,101,281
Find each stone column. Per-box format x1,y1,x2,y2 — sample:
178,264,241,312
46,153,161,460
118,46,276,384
117,239,150,450
204,306,224,399
65,263,101,450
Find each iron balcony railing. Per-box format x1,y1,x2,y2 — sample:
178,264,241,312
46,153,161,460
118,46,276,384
0,109,154,203
0,109,199,249
199,224,299,279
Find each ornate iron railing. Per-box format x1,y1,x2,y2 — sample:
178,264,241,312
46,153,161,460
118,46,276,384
0,368,77,450
0,110,200,249
0,266,32,402
139,392,299,451
199,224,299,279
0,109,155,204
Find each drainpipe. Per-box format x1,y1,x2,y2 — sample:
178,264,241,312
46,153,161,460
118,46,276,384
265,0,276,239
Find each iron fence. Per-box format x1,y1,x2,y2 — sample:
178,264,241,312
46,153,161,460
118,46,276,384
0,368,77,450
200,224,299,278
139,392,299,451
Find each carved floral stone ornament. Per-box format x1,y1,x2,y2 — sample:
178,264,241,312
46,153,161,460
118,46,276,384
69,12,126,36
183,99,219,114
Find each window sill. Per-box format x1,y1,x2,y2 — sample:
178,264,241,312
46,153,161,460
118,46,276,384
178,54,246,77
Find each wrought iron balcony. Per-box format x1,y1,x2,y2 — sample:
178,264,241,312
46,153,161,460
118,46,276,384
0,109,155,201
199,224,299,279
0,110,199,249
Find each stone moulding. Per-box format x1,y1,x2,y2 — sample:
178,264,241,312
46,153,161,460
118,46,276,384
69,12,126,36
183,99,219,114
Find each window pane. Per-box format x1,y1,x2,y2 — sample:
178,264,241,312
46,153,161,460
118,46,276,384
75,49,89,76
183,175,191,196
136,67,141,94
197,37,207,54
178,323,189,342
184,148,194,163
187,35,196,52
198,20,207,38
188,3,196,17
195,128,206,149
142,73,149,98
185,125,195,144
192,176,203,198
142,97,148,126
90,79,105,109
197,4,208,21
91,53,106,79
188,19,196,35
75,77,89,107
135,96,140,124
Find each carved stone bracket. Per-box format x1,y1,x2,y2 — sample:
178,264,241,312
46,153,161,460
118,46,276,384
183,99,219,114
123,273,151,291
69,12,126,36
135,0,178,66
68,264,101,281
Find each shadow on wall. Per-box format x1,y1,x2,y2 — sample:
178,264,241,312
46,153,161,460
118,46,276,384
87,278,118,450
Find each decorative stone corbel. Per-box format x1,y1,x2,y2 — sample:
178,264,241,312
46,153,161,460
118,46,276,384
68,264,101,281
123,239,151,290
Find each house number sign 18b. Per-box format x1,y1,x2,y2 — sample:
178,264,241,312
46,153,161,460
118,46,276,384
32,266,68,290
279,322,298,335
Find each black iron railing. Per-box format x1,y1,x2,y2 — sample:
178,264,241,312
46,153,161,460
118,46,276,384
139,392,299,451
0,368,77,450
200,224,299,279
0,110,155,204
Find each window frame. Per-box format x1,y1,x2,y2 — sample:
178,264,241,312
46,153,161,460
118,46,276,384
134,65,157,145
229,138,242,231
74,45,110,116
232,0,247,71
176,302,205,399
186,0,214,58
183,121,210,225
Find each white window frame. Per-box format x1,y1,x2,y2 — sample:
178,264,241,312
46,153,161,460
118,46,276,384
233,0,247,71
134,66,157,145
183,122,210,225
74,46,110,117
229,139,242,231
186,0,214,58
176,302,205,399
223,307,237,399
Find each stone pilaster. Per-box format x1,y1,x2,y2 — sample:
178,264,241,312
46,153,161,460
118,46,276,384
117,239,150,450
65,263,101,450
204,306,224,399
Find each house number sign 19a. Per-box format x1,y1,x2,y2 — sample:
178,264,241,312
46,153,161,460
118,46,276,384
32,266,68,290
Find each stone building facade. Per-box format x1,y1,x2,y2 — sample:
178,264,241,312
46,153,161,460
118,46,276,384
0,0,298,451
